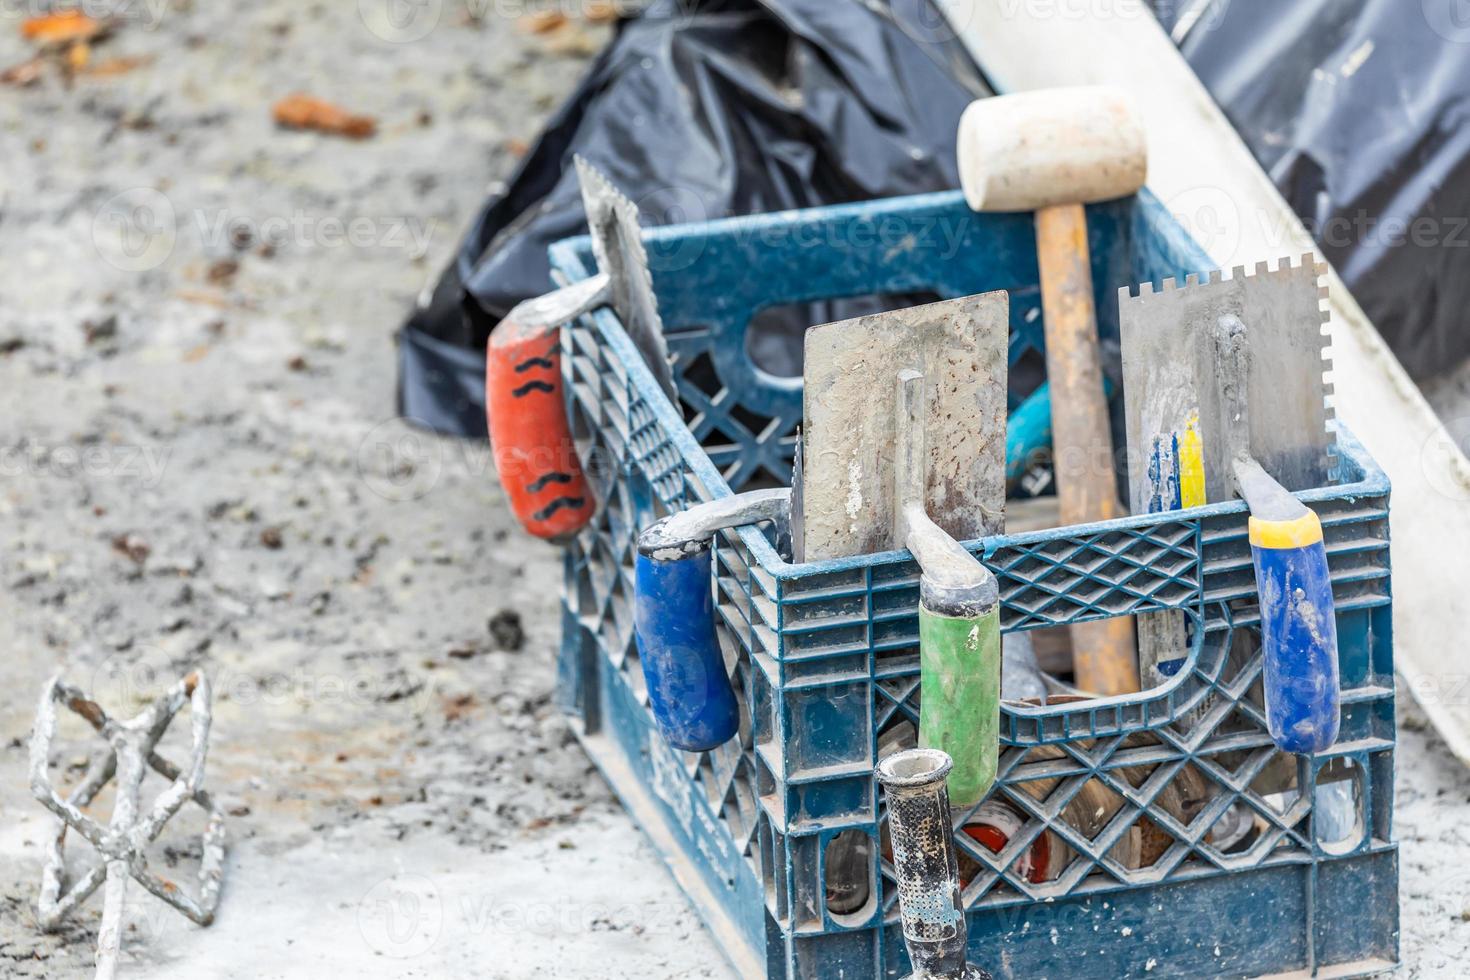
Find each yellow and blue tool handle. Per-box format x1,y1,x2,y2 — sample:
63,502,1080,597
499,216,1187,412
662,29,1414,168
634,489,790,752
1213,314,1340,754
1237,460,1340,754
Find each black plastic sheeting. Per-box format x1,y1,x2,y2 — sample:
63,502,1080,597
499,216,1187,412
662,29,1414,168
1154,0,1470,380
399,0,990,436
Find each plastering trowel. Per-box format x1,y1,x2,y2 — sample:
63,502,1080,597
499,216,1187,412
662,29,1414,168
1119,257,1339,753
801,293,1009,807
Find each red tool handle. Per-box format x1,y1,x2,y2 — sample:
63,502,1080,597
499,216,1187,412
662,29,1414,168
487,318,596,542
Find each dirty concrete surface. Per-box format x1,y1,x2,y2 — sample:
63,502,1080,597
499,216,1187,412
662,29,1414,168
0,4,1466,979
0,4,722,977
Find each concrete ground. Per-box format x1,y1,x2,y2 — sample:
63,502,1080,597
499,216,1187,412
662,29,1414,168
0,4,1464,978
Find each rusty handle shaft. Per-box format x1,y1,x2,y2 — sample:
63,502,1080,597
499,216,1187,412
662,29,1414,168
1035,202,1138,696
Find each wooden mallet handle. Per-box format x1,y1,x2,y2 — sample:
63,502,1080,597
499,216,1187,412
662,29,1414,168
958,86,1148,695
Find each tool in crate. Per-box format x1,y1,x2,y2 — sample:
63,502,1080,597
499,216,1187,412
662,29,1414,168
1119,259,1341,753
957,85,1147,697
485,156,679,542
799,295,1007,806
877,748,993,980
633,293,1009,791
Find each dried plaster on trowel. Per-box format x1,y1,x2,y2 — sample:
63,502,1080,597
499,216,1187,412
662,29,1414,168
801,294,1009,562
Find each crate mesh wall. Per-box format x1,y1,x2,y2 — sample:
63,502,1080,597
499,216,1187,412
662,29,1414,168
548,191,1396,978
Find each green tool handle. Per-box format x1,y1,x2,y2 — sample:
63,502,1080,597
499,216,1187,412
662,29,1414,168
918,594,1001,809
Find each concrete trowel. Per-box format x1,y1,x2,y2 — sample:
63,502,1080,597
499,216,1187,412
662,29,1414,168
1119,257,1340,754
800,292,1010,807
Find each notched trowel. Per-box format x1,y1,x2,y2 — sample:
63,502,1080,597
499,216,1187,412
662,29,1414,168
802,293,1009,806
487,156,678,542
1119,256,1339,754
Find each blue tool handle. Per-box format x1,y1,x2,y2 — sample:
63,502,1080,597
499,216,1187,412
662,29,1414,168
1005,378,1114,489
632,489,788,752
634,542,740,752
1250,510,1340,754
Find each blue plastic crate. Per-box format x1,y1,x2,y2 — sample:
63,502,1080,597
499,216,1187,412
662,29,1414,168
546,190,1397,979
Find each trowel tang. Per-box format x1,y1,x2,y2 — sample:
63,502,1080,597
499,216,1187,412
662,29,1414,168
633,489,791,752
1212,312,1341,755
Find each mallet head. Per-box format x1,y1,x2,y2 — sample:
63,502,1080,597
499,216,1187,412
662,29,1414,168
957,86,1148,213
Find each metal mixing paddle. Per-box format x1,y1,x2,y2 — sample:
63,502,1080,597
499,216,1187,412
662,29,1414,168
29,671,226,980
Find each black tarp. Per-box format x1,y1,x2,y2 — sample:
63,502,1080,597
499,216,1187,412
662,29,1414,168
399,0,990,436
1154,0,1470,380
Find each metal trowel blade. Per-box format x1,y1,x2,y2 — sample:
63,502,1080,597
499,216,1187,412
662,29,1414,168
1119,255,1335,512
574,155,680,409
800,293,1010,562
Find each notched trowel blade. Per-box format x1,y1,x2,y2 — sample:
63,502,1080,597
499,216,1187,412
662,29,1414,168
1119,255,1335,510
575,155,680,409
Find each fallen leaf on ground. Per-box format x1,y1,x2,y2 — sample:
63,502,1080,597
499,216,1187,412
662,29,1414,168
0,57,44,86
206,258,239,284
585,2,621,22
80,54,154,77
111,534,151,565
543,23,599,57
522,11,568,33
21,11,105,46
443,693,477,721
65,41,89,71
272,93,376,140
